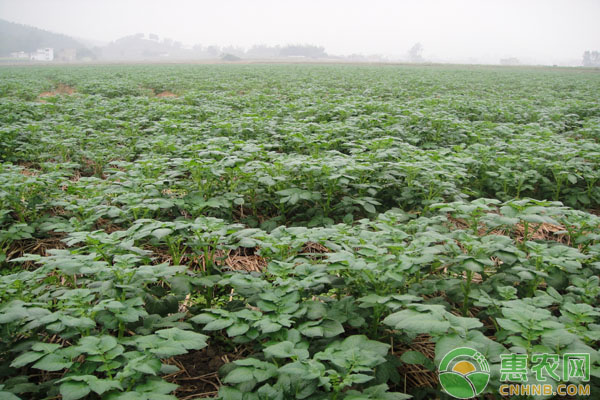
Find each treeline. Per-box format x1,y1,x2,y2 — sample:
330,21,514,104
0,19,87,57
582,51,600,67
0,21,330,62
100,33,329,60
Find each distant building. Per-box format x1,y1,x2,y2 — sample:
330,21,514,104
56,48,76,62
10,51,29,59
30,48,54,61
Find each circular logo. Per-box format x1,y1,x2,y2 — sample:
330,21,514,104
438,347,490,399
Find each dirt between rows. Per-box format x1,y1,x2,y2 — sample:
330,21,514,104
156,90,178,98
38,83,76,99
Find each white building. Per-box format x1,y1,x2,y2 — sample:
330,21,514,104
30,48,54,61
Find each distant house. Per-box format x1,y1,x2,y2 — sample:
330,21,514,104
56,48,76,62
30,48,54,61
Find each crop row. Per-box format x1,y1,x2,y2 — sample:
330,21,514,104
1,198,600,398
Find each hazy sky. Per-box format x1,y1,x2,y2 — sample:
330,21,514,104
1,0,599,64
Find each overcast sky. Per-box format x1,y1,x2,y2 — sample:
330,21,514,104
1,0,599,64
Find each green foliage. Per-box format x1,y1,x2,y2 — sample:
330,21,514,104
0,64,599,399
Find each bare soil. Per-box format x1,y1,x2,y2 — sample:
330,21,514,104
38,84,76,100
166,346,246,399
156,91,178,98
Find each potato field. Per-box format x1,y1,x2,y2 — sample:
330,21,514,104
0,64,599,399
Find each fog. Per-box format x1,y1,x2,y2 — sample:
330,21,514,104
1,0,599,65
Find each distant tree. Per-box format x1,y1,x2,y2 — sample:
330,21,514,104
222,45,245,57
221,53,241,62
408,43,423,63
279,44,327,58
247,44,280,58
76,47,97,60
206,45,220,57
582,51,600,67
